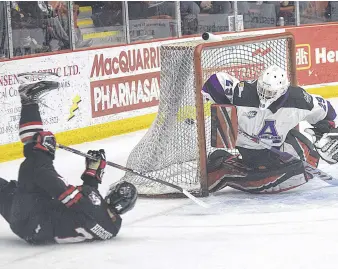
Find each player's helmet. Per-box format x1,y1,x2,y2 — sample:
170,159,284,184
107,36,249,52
257,65,290,110
105,181,138,215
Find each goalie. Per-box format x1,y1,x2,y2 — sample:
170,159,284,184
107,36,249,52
202,65,338,193
0,73,137,244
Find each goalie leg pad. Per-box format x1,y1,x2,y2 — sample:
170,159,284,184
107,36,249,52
207,150,244,192
226,171,307,194
208,157,307,194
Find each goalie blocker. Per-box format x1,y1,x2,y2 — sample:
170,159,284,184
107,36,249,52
208,104,320,193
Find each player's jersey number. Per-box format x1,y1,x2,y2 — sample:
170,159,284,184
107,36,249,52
315,96,327,112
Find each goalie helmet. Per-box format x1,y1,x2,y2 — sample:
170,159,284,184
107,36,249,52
105,181,137,214
257,65,290,110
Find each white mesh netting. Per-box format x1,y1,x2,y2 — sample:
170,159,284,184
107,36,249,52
120,34,294,196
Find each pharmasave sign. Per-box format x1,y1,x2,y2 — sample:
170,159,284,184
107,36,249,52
90,72,160,118
89,44,161,118
289,24,338,86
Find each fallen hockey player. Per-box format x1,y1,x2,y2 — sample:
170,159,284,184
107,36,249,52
203,65,338,193
0,73,137,244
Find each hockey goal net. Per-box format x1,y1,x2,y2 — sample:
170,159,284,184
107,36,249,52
120,32,296,197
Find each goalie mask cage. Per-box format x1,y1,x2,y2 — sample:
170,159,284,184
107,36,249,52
120,32,296,197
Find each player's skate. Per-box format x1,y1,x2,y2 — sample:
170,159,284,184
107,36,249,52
18,72,60,105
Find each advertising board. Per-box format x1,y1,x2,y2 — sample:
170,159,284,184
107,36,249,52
0,51,90,145
1,24,338,162
288,24,338,86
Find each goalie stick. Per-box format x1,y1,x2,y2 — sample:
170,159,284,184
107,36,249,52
57,144,210,208
238,129,338,186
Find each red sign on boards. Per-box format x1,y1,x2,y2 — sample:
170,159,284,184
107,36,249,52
288,24,338,86
295,44,311,71
90,47,160,78
90,72,160,118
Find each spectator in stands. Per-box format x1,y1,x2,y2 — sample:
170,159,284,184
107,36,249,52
299,1,329,23
44,2,72,51
91,2,123,27
49,1,92,49
181,1,201,15
147,1,176,18
181,1,200,35
238,1,280,29
278,1,295,25
11,1,91,56
126,1,176,20
199,1,233,14
11,1,49,56
127,1,149,20
326,1,338,21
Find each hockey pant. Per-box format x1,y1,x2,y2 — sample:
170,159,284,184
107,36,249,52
4,104,121,244
0,104,45,227
207,129,320,194
0,178,17,224
1,104,71,243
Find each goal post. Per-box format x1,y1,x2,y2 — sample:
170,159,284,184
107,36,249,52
120,32,297,197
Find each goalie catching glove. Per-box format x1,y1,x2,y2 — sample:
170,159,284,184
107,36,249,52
313,129,338,164
81,150,107,185
305,120,335,138
305,120,338,164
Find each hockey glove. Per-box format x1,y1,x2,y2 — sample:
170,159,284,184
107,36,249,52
32,131,56,159
81,150,106,185
313,128,338,164
305,120,336,142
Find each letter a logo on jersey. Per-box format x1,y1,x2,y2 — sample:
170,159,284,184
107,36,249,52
258,120,282,143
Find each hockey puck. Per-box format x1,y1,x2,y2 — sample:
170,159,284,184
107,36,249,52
202,32,209,40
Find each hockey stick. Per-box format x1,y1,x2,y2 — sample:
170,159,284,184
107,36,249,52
56,144,210,208
238,129,338,185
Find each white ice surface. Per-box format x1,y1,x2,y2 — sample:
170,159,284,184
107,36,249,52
1,100,338,269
